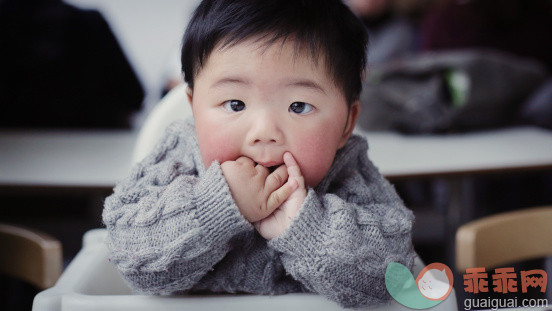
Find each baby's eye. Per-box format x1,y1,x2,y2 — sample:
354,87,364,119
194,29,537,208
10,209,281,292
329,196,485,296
223,100,246,112
289,102,314,114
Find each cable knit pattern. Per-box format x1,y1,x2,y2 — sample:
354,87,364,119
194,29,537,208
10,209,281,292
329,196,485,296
102,118,415,308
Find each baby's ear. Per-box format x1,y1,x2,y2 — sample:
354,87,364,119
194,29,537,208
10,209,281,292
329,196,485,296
186,86,193,108
339,101,360,148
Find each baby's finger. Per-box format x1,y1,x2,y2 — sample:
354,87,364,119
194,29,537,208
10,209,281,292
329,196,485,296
266,178,298,212
283,152,303,179
255,163,270,179
236,156,254,166
253,221,261,231
263,164,288,194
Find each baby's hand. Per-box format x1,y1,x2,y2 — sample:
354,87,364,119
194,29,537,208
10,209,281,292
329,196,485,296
221,156,298,223
254,152,307,240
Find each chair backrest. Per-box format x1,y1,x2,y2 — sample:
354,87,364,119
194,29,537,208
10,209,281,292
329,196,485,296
132,83,192,164
455,206,552,272
0,224,62,289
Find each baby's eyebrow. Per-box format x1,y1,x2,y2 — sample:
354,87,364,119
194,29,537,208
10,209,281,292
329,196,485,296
210,76,251,89
286,78,326,95
210,76,327,95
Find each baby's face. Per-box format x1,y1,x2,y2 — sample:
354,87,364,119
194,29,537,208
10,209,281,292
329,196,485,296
188,38,358,187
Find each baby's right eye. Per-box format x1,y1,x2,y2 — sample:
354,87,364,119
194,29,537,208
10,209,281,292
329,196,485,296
222,100,246,112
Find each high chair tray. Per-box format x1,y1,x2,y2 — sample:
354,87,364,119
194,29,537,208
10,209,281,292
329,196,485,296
33,229,457,311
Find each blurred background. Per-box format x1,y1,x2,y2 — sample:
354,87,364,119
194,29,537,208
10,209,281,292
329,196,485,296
1,0,551,310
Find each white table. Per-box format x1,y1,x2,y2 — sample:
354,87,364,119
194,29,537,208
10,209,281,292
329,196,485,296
361,126,552,179
0,130,137,190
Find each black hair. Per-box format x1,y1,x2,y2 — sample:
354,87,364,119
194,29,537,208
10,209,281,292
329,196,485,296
181,0,368,105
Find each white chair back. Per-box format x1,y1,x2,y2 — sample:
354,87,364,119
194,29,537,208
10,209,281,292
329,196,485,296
132,84,192,163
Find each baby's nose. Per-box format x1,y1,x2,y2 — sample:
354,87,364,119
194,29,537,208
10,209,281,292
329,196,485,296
247,115,284,145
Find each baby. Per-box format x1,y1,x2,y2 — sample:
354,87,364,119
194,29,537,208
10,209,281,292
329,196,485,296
103,0,415,308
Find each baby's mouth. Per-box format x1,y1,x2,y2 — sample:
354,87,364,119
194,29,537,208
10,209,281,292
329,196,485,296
255,162,281,173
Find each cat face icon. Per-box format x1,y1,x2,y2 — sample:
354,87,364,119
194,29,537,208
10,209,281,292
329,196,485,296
415,263,454,301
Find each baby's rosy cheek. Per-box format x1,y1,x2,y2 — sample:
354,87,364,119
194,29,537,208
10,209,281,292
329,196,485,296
295,141,336,187
199,132,241,166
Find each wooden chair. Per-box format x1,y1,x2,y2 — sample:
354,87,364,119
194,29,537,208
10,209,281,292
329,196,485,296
456,206,552,273
0,223,62,289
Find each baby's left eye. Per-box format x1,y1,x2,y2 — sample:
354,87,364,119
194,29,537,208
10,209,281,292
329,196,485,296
289,102,314,114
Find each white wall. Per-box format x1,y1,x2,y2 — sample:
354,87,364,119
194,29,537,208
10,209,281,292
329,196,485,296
63,0,201,126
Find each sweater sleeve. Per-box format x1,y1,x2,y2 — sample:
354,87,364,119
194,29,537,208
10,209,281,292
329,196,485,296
268,153,416,308
102,121,253,294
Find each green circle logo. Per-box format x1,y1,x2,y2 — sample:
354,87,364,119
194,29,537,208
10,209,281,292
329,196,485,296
385,262,454,309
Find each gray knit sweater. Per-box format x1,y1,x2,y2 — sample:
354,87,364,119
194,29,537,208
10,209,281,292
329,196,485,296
102,119,415,308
